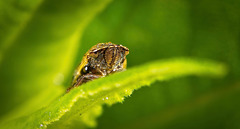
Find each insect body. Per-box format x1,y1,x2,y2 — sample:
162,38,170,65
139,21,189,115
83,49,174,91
67,42,129,92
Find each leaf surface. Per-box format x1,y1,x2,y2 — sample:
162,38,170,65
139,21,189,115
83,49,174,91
0,58,226,129
0,0,112,122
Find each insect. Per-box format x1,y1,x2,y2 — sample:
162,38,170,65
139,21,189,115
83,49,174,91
66,42,129,92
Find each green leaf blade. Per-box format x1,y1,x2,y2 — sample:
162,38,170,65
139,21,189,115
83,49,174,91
0,0,112,122
0,58,227,129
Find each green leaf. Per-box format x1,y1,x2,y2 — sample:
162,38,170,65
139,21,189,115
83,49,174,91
0,58,227,129
80,1,240,128
0,0,112,122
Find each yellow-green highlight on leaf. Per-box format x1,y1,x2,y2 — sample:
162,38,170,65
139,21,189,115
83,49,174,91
0,58,227,129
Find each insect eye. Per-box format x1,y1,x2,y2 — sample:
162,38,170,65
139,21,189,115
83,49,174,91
81,66,89,74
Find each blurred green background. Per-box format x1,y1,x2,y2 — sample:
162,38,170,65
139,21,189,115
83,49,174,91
0,0,240,129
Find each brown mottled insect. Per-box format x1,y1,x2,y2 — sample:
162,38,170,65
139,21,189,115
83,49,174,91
67,42,129,92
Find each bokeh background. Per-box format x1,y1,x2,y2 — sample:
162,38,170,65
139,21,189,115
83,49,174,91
0,0,240,129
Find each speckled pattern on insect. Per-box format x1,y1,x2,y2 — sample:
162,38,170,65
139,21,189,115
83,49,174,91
67,42,129,92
